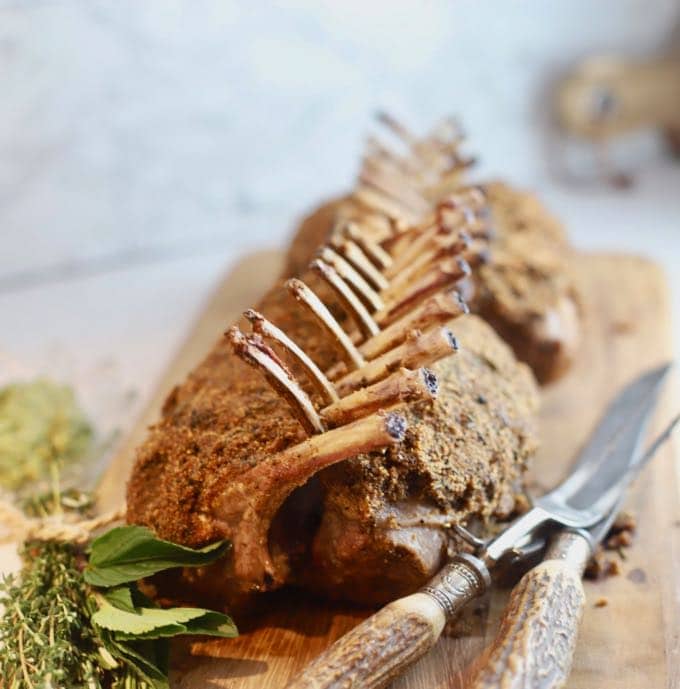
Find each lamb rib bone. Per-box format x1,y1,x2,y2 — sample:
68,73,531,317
335,208,397,246
359,163,431,217
309,259,380,339
361,153,429,198
375,111,460,173
243,308,339,404
385,201,478,274
354,185,420,226
328,234,390,291
285,278,366,369
375,257,472,326
384,231,471,296
341,221,393,271
214,411,408,586
321,367,438,427
364,135,430,185
359,290,468,360
335,327,459,396
316,246,384,312
227,327,326,434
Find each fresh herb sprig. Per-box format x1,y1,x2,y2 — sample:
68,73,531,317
0,524,237,689
0,377,238,688
0,539,110,688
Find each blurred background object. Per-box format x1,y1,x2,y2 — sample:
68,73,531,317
554,56,680,186
1,0,679,432
556,57,680,143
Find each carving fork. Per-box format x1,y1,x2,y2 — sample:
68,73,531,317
286,363,673,689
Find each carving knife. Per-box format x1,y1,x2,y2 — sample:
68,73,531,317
285,363,672,689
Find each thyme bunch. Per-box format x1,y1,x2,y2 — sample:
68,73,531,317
0,539,144,688
0,524,235,689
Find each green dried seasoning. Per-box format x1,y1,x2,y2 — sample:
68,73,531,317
0,379,93,492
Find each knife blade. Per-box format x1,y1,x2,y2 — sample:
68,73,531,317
469,408,679,689
284,364,671,689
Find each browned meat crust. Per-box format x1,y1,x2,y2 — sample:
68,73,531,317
302,314,538,603
127,120,543,607
285,183,580,383
474,182,580,383
126,276,538,604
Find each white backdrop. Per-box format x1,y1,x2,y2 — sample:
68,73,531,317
1,0,680,289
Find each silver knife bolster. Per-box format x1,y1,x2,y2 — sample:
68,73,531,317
420,553,491,620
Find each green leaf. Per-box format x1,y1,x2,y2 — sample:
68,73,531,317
84,525,230,587
111,638,170,689
93,599,210,634
96,626,170,689
116,611,239,640
103,585,136,613
92,599,238,639
178,611,238,637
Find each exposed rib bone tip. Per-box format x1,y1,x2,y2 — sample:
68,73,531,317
454,290,470,314
445,330,459,351
227,325,325,435
421,367,439,396
475,248,492,266
457,256,472,277
438,197,460,212
336,327,458,395
476,206,491,221
226,325,246,347
285,277,304,295
321,367,437,426
385,412,408,441
459,231,472,249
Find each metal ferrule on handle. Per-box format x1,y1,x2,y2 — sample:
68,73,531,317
285,554,490,689
421,552,491,617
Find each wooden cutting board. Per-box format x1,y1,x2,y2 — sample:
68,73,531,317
97,250,680,688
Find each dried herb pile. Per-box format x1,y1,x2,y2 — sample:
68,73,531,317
0,379,94,493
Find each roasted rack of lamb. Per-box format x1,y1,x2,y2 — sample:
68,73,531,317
126,117,541,608
287,114,580,383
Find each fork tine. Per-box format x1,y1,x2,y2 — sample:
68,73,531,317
587,411,680,519
547,363,671,507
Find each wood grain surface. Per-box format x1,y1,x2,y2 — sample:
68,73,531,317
97,250,680,688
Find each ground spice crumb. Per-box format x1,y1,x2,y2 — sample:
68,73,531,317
604,511,636,551
585,511,636,580
585,551,621,580
595,597,608,608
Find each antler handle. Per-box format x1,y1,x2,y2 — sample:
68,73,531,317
285,554,489,689
469,530,591,689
